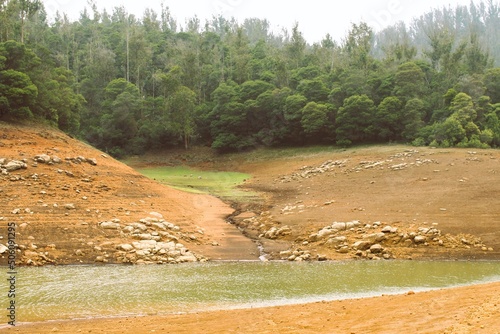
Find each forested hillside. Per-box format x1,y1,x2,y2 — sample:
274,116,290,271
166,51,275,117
1,0,500,155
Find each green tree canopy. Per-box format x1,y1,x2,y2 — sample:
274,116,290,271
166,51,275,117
336,94,376,145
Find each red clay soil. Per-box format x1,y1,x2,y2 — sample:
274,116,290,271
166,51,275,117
0,122,258,265
229,145,500,261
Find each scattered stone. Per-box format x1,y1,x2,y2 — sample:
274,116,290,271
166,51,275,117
326,236,347,247
117,244,134,252
337,246,349,254
370,244,384,253
149,212,163,219
317,254,328,261
99,221,121,230
352,241,372,251
65,203,76,210
363,233,387,243
4,160,27,172
264,226,291,239
34,154,51,163
331,222,347,231
75,249,84,256
414,236,427,244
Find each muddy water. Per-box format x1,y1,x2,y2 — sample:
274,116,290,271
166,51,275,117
2,261,500,323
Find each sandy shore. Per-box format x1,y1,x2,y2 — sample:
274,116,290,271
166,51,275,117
3,281,499,334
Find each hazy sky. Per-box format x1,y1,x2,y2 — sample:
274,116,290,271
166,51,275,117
42,0,476,42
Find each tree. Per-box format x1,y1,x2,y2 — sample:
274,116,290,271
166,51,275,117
167,86,197,149
99,79,142,155
283,93,307,144
297,78,329,102
0,40,39,118
435,117,467,145
394,62,426,100
449,92,477,127
286,22,306,69
342,22,373,72
17,0,42,43
375,96,403,141
33,67,84,133
484,68,500,103
239,80,274,101
229,27,251,84
0,69,38,118
300,102,329,141
209,82,253,152
1,0,19,42
402,98,426,141
336,94,376,145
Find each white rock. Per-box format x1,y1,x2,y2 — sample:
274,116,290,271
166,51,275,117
326,236,347,246
34,154,51,163
149,212,164,219
414,236,427,244
134,233,153,240
132,240,157,250
370,244,384,253
381,226,394,233
152,222,167,230
177,253,197,262
155,242,176,251
352,241,372,250
331,222,347,231
117,244,134,252
99,221,121,230
128,222,148,231
363,233,387,243
4,160,27,172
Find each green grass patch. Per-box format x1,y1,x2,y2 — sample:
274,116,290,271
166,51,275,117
137,166,258,202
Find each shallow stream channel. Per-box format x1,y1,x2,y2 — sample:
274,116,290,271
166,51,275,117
1,261,500,323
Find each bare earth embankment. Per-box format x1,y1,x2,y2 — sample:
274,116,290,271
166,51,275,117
1,123,500,333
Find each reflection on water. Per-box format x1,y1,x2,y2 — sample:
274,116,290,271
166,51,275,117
1,261,500,323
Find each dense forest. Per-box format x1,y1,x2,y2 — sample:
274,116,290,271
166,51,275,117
1,0,500,155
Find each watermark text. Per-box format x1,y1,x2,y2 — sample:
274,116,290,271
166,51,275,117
6,222,16,327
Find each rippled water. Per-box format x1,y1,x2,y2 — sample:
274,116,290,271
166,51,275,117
2,261,500,323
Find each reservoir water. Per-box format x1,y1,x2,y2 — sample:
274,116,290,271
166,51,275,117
2,260,500,323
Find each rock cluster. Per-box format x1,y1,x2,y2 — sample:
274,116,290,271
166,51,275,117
262,225,292,239
0,158,27,174
276,160,347,182
9,212,201,266
352,150,437,172
1,154,97,175
279,249,312,261
275,150,439,184
116,240,198,264
306,220,493,260
97,216,200,264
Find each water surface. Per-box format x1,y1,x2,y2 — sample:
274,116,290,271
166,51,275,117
2,261,500,323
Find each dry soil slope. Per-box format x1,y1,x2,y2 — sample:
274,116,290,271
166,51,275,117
0,123,258,265
236,145,500,260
